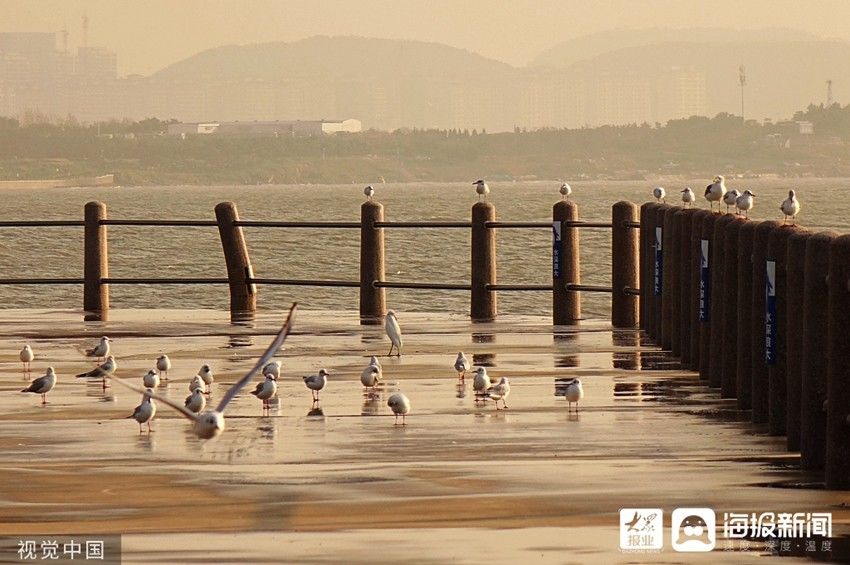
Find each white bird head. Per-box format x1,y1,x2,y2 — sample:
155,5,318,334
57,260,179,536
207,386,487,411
788,189,797,199
559,183,572,197
318,369,330,378
200,364,211,372
100,336,111,343
743,190,756,197
498,377,509,385
714,175,724,183
386,310,397,318
195,411,226,439
473,179,485,186
476,367,488,375
46,366,55,377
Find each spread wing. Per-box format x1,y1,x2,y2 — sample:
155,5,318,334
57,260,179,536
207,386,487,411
216,303,297,413
111,378,198,422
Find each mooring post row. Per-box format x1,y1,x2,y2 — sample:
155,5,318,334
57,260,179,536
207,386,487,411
214,201,257,315
611,201,638,328
359,201,386,324
83,201,109,321
553,200,580,325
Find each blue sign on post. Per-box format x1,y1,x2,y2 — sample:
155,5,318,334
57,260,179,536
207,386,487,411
552,221,562,278
699,239,710,322
766,260,777,364
653,227,663,295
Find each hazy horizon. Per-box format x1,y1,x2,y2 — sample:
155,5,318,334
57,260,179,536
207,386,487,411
4,0,850,76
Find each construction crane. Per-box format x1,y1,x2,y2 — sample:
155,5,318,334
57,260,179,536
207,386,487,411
738,65,747,120
827,80,834,106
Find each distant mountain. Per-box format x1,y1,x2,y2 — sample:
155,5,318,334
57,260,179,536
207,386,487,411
151,35,516,82
531,28,821,68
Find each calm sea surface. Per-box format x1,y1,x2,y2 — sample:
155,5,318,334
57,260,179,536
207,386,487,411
0,179,847,318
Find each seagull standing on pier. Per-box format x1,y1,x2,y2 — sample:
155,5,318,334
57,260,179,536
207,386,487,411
188,375,204,393
781,190,801,224
387,392,410,425
19,344,34,376
76,355,116,389
454,352,471,381
474,179,490,201
361,363,381,392
198,364,214,393
128,389,156,434
736,190,756,218
723,189,740,214
704,175,727,212
653,186,666,203
681,187,695,208
563,378,584,412
303,369,329,404
252,374,278,413
559,183,572,200
184,387,206,413
156,355,171,381
472,367,493,403
487,377,511,410
385,310,403,356
21,367,56,405
86,336,111,363
142,369,159,389
110,304,296,440
364,185,375,201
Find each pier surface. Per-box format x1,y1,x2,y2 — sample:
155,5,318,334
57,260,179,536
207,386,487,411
0,309,847,563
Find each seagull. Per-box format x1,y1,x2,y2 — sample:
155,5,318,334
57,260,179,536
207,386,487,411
781,189,801,224
198,364,214,393
472,367,493,402
86,336,111,363
263,360,281,380
559,182,572,199
156,355,171,381
736,190,756,218
75,355,116,389
360,363,381,391
184,387,206,413
387,392,410,425
704,175,726,212
723,189,740,213
652,186,666,203
385,310,403,356
454,352,471,381
19,344,34,376
563,378,584,412
21,367,56,405
473,179,490,201
128,389,156,434
364,185,375,201
681,187,695,208
486,377,511,410
303,369,329,404
110,303,296,440
189,375,204,393
142,369,159,389
251,374,278,414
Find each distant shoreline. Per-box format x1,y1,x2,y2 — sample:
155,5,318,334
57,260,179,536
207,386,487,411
0,174,115,189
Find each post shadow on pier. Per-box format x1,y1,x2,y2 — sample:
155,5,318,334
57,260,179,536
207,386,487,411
698,212,720,382
83,201,109,321
784,229,811,452
800,231,836,470
735,221,758,410
553,200,580,325
826,234,850,490
766,226,795,436
660,206,678,350
709,214,737,388
751,220,781,424
688,210,710,372
720,216,746,398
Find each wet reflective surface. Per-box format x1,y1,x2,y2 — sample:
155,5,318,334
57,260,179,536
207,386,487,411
0,308,847,563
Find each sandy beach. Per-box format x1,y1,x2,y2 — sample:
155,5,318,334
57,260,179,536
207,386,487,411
0,308,847,563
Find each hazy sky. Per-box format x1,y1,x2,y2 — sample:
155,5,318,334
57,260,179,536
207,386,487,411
3,0,850,76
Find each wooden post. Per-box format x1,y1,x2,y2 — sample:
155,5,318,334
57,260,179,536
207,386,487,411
668,210,683,355
709,214,736,388
639,203,655,333
688,210,710,371
785,229,810,451
677,209,695,367
751,220,781,424
360,201,386,324
801,231,836,470
660,206,678,350
766,226,794,436
471,201,497,322
653,206,668,343
721,216,746,398
735,221,758,409
553,200,580,325
826,234,850,489
612,201,638,328
83,201,109,321
215,202,257,315
698,212,719,381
